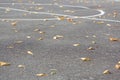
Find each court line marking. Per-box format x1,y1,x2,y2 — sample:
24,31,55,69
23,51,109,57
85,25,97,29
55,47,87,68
0,3,120,23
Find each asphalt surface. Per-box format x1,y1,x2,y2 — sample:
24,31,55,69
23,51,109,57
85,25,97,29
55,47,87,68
0,0,120,80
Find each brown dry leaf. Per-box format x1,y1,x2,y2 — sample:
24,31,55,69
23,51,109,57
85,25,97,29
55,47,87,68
36,73,47,77
109,37,119,41
88,47,95,50
11,21,17,26
80,57,91,61
103,70,111,74
67,18,73,22
0,61,10,67
27,51,33,55
57,16,65,20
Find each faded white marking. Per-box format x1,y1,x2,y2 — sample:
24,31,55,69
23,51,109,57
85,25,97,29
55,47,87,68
0,3,119,23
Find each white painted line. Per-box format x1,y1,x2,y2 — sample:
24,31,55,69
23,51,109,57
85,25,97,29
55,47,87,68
0,3,120,23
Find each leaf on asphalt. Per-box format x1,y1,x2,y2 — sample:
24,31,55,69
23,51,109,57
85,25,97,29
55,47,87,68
7,45,14,49
18,65,25,68
50,69,57,75
96,21,104,24
109,37,119,41
88,47,95,50
37,37,43,40
57,16,65,20
15,40,23,44
103,70,111,74
27,51,33,55
106,24,111,27
34,28,40,32
92,41,96,44
53,35,63,39
80,57,91,61
39,31,45,34
73,43,80,47
11,21,17,26
115,61,120,70
67,18,73,22
0,61,10,67
27,36,31,39
36,73,47,77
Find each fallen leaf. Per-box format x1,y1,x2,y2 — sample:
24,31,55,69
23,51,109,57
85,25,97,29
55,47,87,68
50,69,57,75
7,45,14,49
11,21,17,26
27,51,33,55
73,44,80,46
18,65,25,68
67,18,73,22
109,37,119,41
88,47,95,50
15,41,23,44
37,37,43,40
115,61,120,70
36,73,47,77
39,31,45,34
106,24,111,27
34,29,40,32
96,21,104,24
53,35,63,39
57,16,65,20
103,70,111,74
27,36,31,39
80,57,91,61
0,61,10,66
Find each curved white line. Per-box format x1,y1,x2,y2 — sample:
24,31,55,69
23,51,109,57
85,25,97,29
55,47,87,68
0,3,120,23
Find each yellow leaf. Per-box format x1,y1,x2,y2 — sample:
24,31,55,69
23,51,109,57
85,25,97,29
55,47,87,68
36,73,47,77
103,70,111,74
0,61,10,66
80,57,91,61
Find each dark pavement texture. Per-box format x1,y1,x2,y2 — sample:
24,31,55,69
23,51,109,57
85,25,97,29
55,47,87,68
0,0,120,80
